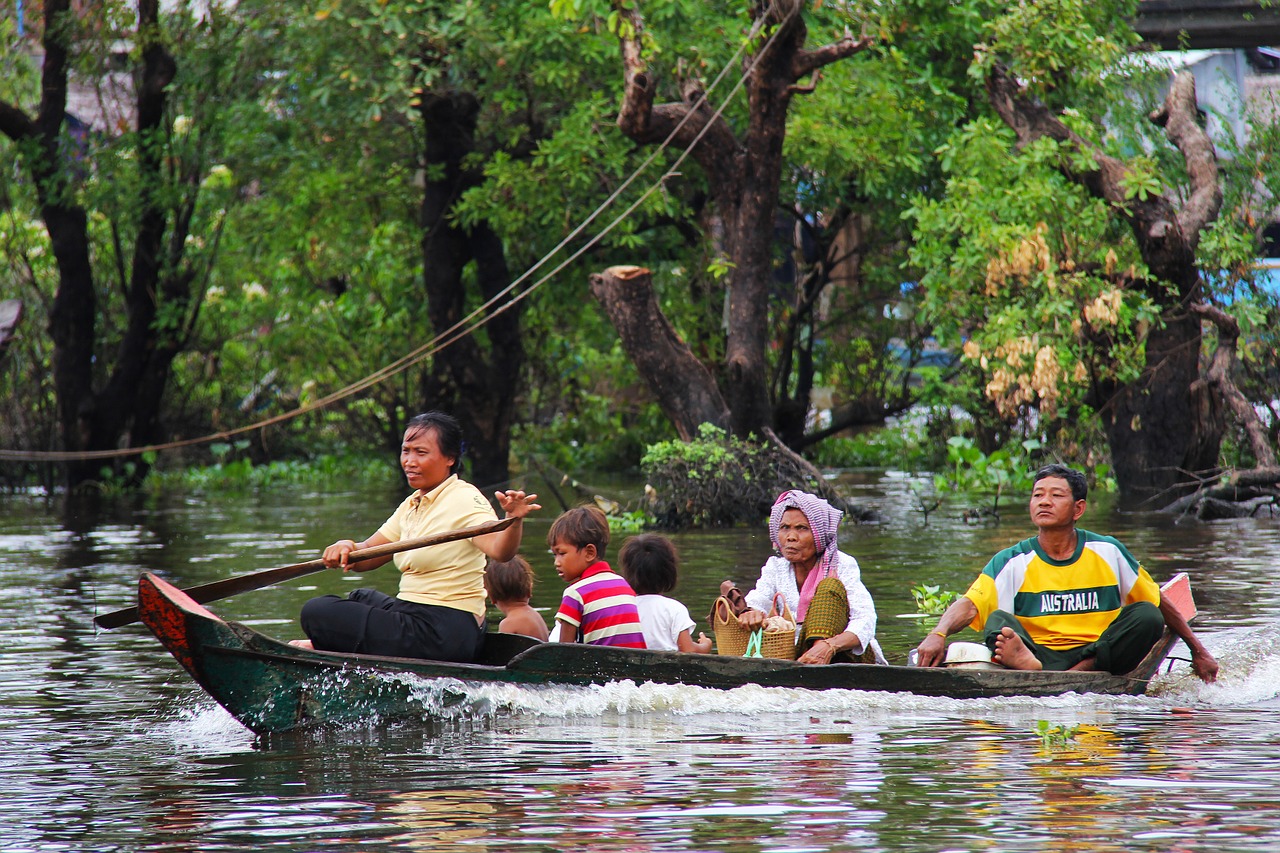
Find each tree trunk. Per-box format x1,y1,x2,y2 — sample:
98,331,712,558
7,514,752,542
986,66,1226,505
589,266,730,440
417,90,522,490
610,0,871,441
0,1,195,488
95,3,184,485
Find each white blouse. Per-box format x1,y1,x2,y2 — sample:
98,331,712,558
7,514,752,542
744,551,885,663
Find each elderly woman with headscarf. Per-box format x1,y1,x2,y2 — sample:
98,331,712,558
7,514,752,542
734,490,886,665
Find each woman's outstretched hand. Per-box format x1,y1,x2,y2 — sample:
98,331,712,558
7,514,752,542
495,489,541,519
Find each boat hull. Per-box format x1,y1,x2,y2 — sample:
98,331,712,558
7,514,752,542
137,572,1188,735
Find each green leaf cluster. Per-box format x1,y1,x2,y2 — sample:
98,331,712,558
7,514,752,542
909,583,958,616
1034,720,1081,750
906,115,1160,427
641,424,826,529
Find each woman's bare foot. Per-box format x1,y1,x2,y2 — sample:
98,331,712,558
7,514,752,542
992,627,1042,671
288,639,314,650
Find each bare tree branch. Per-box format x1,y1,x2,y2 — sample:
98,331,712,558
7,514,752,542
0,101,37,142
1150,71,1223,245
1160,466,1280,516
787,69,821,97
614,3,742,184
791,33,873,81
1191,301,1277,467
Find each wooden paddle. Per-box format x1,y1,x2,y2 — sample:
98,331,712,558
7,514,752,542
94,516,516,629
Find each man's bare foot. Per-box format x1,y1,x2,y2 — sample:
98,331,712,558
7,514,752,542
288,639,314,650
992,627,1042,671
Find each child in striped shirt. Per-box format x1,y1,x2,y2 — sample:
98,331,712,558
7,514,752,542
549,505,646,648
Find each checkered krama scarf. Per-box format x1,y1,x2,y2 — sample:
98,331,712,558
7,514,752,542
768,490,843,621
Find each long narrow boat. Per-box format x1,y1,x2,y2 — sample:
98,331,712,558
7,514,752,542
138,571,1198,735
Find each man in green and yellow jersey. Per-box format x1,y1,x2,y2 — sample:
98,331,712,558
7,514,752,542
915,464,1218,683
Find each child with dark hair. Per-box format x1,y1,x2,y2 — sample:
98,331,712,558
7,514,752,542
548,505,646,648
619,534,712,653
484,556,549,641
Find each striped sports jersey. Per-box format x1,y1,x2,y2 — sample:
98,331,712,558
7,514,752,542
556,561,647,648
964,529,1161,650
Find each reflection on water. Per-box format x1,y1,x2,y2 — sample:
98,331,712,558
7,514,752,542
2,476,1280,851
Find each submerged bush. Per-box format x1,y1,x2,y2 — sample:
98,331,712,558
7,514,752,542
641,424,833,529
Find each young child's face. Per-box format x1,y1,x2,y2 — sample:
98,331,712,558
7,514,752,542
550,540,595,584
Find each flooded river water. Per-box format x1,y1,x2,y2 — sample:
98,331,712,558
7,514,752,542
4,472,1280,851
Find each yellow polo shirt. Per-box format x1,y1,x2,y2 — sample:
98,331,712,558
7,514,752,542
377,474,497,618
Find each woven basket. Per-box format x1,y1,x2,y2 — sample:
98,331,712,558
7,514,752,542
758,594,797,660
712,595,751,656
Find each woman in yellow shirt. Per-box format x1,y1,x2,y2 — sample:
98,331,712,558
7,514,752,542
294,411,539,661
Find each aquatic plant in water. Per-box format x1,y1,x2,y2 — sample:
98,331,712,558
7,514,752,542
1034,720,1080,750
910,583,959,616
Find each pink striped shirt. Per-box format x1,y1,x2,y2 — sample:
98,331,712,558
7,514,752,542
556,562,647,648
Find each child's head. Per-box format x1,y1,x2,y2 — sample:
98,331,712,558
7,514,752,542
618,533,679,595
485,556,534,604
546,505,611,554
547,505,611,584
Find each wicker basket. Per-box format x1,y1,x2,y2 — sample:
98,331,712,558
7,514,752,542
758,594,797,660
712,595,751,656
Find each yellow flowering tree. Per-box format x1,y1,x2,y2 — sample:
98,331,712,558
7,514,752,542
907,0,1276,504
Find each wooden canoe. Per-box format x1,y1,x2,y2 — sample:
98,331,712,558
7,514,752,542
137,571,1197,735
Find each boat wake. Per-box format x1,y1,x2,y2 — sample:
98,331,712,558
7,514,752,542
153,624,1280,741
411,625,1280,721
398,677,1153,723
1146,624,1280,706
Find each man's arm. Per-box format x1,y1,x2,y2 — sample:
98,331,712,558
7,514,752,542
914,597,979,667
1159,597,1219,684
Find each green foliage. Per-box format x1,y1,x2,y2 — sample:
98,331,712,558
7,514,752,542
513,330,669,473
788,47,946,206
910,583,958,616
0,208,58,456
0,2,287,479
147,452,398,494
809,423,933,471
1118,156,1163,202
1034,720,1081,749
935,436,1042,519
906,114,1159,432
4,0,1278,498
90,452,160,498
642,424,826,529
903,0,1280,489
606,509,651,534
971,0,1140,105
512,407,658,475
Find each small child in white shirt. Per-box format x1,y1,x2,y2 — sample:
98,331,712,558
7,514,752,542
619,534,712,653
